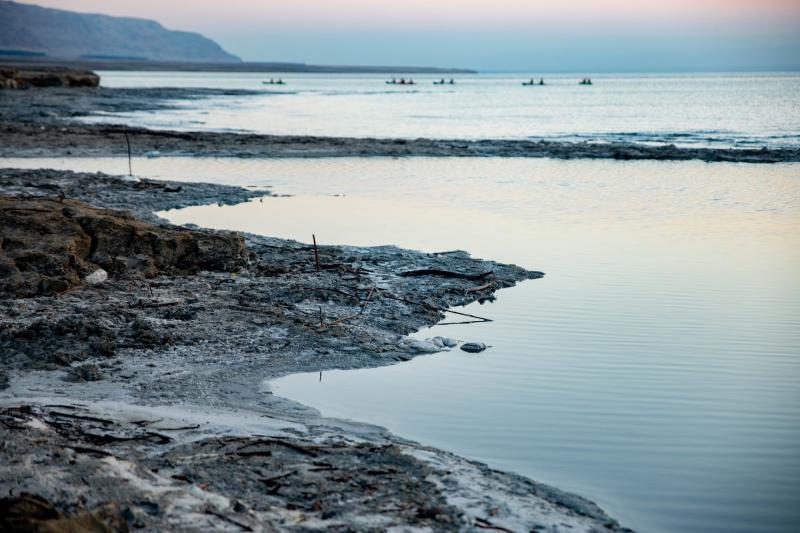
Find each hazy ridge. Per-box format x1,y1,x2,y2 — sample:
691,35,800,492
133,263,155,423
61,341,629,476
0,0,241,63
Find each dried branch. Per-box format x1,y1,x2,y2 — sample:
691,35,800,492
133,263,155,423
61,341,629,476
399,269,493,280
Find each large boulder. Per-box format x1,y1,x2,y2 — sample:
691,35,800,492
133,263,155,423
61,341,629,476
0,196,246,297
0,67,100,89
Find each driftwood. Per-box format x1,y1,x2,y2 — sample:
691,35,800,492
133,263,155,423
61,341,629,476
399,269,492,280
465,281,495,294
436,319,490,326
260,471,297,485
474,517,516,533
235,438,319,457
377,289,492,323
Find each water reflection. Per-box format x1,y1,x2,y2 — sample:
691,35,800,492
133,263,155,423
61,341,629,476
2,156,799,533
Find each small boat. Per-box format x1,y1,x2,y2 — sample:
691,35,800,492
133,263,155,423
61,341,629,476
263,79,286,85
522,79,536,86
579,78,593,85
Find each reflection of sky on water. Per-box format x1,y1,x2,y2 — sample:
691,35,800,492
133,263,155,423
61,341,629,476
3,155,799,533
83,72,800,148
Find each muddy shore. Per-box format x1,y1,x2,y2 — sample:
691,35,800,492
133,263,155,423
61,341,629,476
0,168,633,532
1,86,797,163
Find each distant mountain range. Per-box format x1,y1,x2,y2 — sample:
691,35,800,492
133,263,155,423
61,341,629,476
0,0,241,63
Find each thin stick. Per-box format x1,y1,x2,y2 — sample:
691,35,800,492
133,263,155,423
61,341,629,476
312,234,320,272
436,319,490,326
377,289,492,322
124,132,132,176
474,518,515,533
465,281,495,294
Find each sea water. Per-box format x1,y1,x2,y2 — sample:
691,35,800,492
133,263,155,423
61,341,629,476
87,71,800,148
3,156,798,533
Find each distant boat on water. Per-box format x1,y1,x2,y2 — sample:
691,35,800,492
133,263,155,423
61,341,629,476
522,78,545,86
263,79,286,85
386,78,416,85
433,78,456,85
579,78,593,85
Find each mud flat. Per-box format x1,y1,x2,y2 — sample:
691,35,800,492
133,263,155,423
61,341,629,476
0,168,632,532
1,86,797,163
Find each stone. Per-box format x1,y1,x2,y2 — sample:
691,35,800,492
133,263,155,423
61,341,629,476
460,342,487,353
67,363,102,382
402,338,440,353
430,336,458,348
84,269,108,285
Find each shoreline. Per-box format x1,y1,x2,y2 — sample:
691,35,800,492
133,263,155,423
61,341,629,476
0,167,633,531
1,86,798,163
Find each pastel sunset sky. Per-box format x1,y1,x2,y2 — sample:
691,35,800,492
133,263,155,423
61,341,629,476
18,0,800,70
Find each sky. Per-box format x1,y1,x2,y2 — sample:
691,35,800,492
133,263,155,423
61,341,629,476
18,0,800,71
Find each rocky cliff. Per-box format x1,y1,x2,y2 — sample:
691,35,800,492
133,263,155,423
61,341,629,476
0,0,240,63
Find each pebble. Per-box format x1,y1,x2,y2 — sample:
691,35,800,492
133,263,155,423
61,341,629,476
403,338,440,353
84,269,108,285
429,336,459,349
441,337,458,348
460,342,487,353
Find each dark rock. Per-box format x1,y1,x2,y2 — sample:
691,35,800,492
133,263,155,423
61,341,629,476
163,306,198,321
66,363,102,382
460,342,487,353
0,493,129,533
0,67,100,90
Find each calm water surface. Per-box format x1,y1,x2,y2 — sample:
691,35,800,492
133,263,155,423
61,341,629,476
89,71,800,148
3,157,799,533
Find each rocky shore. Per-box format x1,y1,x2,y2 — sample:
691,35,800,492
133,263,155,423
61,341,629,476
0,168,633,532
0,65,100,90
1,86,797,163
